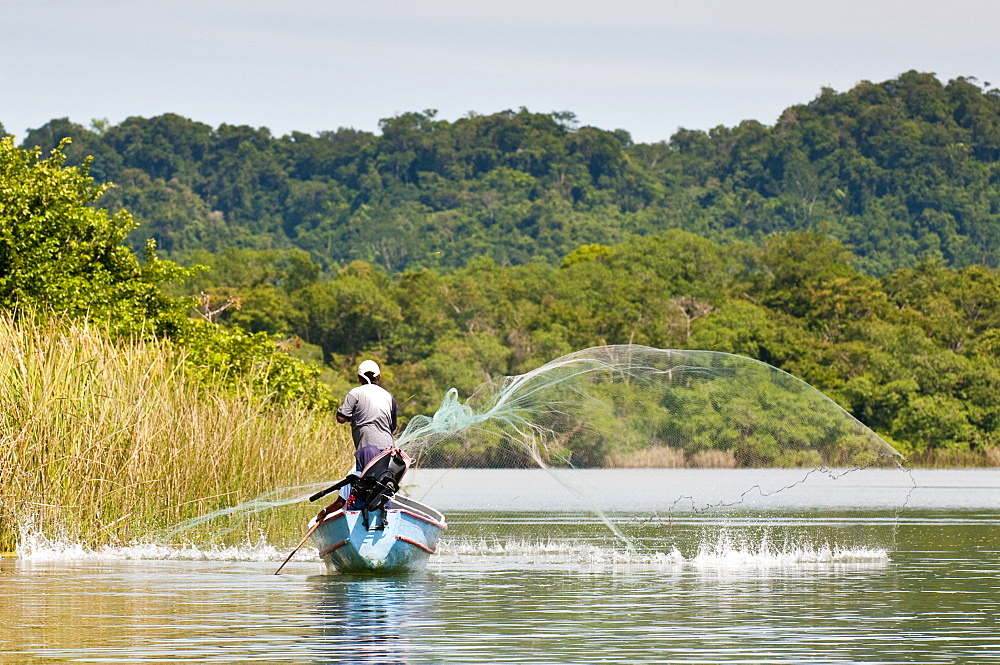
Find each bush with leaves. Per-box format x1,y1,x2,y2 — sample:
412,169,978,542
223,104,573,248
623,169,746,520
0,136,190,333
0,136,333,409
175,319,333,409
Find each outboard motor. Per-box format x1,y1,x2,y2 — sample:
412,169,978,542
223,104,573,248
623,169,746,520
352,447,411,517
309,447,412,529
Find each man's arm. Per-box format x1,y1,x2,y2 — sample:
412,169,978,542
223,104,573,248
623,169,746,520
317,494,346,520
336,390,356,425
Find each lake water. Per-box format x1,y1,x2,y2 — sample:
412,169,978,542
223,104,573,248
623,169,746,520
2,469,998,663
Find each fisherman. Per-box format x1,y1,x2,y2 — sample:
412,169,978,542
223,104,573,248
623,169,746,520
338,359,398,451
324,360,398,513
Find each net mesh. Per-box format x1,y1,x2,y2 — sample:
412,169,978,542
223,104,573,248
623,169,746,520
396,345,911,556
399,345,902,470
151,345,911,561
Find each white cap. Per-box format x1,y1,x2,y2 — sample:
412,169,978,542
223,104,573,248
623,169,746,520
358,360,381,379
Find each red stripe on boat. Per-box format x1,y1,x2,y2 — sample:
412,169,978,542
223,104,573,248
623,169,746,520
319,540,347,557
321,510,346,524
399,510,448,531
395,536,435,554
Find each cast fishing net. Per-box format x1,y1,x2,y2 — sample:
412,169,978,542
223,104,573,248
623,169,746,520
395,345,912,558
157,344,910,562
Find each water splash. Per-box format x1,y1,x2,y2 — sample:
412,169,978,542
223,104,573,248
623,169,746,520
16,527,305,562
15,527,887,570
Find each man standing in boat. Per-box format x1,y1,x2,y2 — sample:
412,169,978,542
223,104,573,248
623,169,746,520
325,360,399,512
337,359,398,455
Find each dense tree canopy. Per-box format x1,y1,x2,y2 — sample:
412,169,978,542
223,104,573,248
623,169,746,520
0,136,188,333
7,71,1000,464
177,229,1000,462
17,72,1000,276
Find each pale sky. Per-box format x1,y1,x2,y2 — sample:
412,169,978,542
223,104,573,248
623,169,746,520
4,0,999,144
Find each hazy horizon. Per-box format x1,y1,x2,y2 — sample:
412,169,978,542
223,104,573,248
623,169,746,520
5,0,999,143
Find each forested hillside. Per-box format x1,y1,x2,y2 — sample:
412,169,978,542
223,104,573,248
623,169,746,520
4,71,1000,465
10,71,1000,275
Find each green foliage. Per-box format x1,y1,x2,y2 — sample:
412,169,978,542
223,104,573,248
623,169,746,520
12,72,1000,462
20,73,1000,275
0,137,191,334
0,137,333,410
291,261,401,362
176,319,333,409
170,223,997,460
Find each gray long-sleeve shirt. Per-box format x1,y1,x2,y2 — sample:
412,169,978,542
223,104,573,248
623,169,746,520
337,383,398,449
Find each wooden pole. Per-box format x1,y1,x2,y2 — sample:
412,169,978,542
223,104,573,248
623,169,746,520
273,517,324,575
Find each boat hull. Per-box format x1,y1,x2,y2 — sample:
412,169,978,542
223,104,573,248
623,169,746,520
310,494,447,573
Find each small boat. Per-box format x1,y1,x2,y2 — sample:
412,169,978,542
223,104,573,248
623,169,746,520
309,493,447,573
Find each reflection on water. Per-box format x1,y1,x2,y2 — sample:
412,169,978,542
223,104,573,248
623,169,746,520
4,511,996,663
309,576,435,665
2,469,999,663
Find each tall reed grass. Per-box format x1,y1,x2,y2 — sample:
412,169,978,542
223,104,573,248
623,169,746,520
0,314,353,552
907,445,1000,468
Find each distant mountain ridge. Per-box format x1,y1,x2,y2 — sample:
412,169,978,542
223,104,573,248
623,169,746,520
12,70,1000,275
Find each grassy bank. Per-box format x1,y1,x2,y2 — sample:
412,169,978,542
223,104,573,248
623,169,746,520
603,445,1000,468
0,314,353,552
905,447,1000,468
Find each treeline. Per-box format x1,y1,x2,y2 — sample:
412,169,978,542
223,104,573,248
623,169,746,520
8,71,1000,275
5,71,1000,465
184,231,1000,462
